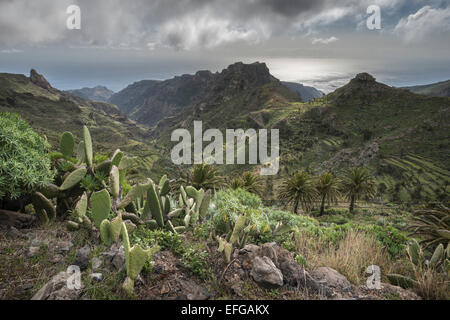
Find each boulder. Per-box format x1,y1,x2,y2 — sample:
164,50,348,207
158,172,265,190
90,273,103,282
112,246,125,270
280,260,333,297
310,267,352,292
250,256,283,289
32,271,81,300
74,245,91,271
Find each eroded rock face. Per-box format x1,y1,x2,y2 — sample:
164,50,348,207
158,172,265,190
354,72,376,82
31,271,81,300
250,256,284,289
30,69,52,90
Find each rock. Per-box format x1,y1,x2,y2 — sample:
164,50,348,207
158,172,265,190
30,69,52,90
74,245,91,271
176,278,211,300
14,283,34,294
30,238,40,246
90,273,103,282
310,267,352,292
135,275,145,286
250,256,283,289
52,254,64,263
101,244,119,262
279,260,333,297
260,242,279,266
112,246,125,270
357,282,421,300
27,246,40,257
0,209,36,229
354,72,376,82
92,257,102,270
238,244,261,270
5,226,22,239
53,241,73,253
32,271,81,300
280,260,304,286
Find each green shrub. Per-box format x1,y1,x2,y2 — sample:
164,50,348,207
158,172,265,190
131,228,184,255
0,113,54,199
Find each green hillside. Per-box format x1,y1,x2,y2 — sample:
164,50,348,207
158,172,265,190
0,70,161,182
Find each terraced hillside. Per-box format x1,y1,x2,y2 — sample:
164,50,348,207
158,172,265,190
150,70,450,203
272,73,450,202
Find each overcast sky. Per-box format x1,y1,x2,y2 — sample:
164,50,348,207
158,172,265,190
0,0,449,93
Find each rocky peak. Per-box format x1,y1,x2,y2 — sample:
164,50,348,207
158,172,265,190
194,70,214,80
221,61,277,84
353,73,376,82
211,62,279,97
30,69,52,90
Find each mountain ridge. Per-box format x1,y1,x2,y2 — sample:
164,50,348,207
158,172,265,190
67,85,115,102
402,79,450,97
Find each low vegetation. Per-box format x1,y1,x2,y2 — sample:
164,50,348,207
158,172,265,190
0,115,448,300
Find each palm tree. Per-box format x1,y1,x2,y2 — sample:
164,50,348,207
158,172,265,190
242,172,264,195
315,173,340,215
190,163,225,191
278,171,317,214
230,177,243,190
340,167,376,213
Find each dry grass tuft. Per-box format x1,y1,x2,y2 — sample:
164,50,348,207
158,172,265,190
295,230,399,285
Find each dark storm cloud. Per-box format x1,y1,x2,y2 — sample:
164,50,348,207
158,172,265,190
0,0,449,94
0,0,404,49
259,0,327,17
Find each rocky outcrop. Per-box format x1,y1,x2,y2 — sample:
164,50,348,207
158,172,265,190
354,72,376,82
250,256,284,288
235,242,333,296
0,209,36,229
29,69,52,90
31,271,82,300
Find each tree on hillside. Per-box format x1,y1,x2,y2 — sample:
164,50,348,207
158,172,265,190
340,167,376,213
315,173,340,215
278,171,317,214
230,171,263,196
190,163,225,191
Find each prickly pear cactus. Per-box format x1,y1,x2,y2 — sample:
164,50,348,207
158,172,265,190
60,131,75,159
83,125,93,167
32,192,56,221
59,167,87,191
145,182,164,227
120,222,160,295
159,175,170,196
73,192,87,219
90,189,111,227
199,190,211,219
111,149,123,167
430,243,444,268
407,239,421,266
110,165,120,199
100,213,123,245
75,141,85,165
386,273,417,289
117,179,151,209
